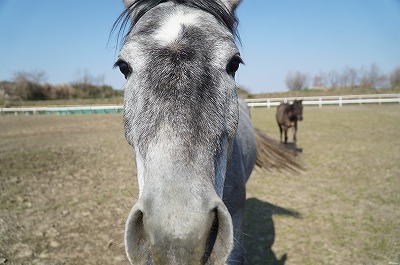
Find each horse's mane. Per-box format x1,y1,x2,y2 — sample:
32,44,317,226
112,0,239,45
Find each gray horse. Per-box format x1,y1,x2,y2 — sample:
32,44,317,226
113,0,297,264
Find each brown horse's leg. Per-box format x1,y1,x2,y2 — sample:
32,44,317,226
294,121,297,143
279,125,283,143
284,127,288,144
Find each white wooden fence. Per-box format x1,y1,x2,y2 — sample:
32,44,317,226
0,105,123,115
245,93,400,108
1,94,399,115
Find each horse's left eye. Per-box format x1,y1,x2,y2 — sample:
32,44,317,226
226,55,243,78
114,60,132,79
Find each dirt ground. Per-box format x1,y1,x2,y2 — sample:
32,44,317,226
0,115,134,265
0,105,399,265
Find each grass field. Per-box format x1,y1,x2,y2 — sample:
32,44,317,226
0,105,399,265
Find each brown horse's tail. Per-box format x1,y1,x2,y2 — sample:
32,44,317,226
254,128,304,172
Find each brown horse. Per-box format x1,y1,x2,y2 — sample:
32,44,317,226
276,100,303,144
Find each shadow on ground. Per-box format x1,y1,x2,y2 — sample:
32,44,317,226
282,142,303,156
244,198,301,265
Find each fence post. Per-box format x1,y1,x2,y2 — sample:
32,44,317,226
267,98,270,109
339,96,342,107
319,97,322,108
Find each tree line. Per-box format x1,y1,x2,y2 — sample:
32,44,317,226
0,70,122,101
286,64,400,91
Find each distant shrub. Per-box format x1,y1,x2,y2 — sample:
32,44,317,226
390,67,400,88
71,83,119,99
3,80,122,101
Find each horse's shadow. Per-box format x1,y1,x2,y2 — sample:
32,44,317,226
282,142,303,156
244,198,301,265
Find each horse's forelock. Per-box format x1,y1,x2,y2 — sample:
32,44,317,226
293,100,303,110
111,0,239,47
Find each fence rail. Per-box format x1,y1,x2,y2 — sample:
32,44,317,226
245,93,400,108
0,105,123,115
1,94,399,115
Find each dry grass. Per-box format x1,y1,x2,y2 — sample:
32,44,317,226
0,115,136,264
246,105,400,265
0,105,399,265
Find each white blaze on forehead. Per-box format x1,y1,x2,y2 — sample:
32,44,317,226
154,11,198,44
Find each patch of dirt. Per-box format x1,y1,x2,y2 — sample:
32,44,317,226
1,106,399,265
0,115,136,265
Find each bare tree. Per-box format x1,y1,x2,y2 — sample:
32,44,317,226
29,70,47,84
336,67,358,90
338,70,348,89
367,63,380,88
327,70,340,89
286,71,308,91
313,72,327,88
309,64,395,90
73,69,106,86
94,73,105,86
12,70,48,100
13,70,47,84
359,63,387,89
12,71,32,99
344,67,358,89
390,67,400,88
74,69,93,85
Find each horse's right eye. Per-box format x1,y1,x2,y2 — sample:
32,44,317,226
226,54,243,78
114,60,132,79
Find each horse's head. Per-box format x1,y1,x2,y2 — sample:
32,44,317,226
114,0,242,263
292,100,303,121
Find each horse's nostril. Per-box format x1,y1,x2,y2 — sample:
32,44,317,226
125,203,149,264
202,202,234,264
203,208,218,264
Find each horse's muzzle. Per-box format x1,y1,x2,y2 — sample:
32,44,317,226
124,196,233,265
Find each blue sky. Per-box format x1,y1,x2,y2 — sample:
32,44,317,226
0,0,399,93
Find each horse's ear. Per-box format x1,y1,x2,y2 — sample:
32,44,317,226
122,0,142,21
220,0,242,12
123,0,134,9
